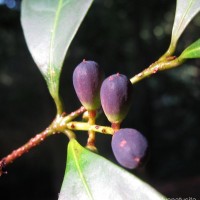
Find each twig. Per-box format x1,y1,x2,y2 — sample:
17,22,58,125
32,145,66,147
130,56,183,84
60,106,86,125
0,128,52,176
0,106,86,176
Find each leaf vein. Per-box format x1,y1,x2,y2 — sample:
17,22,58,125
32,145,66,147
49,0,64,94
71,142,94,200
175,0,194,38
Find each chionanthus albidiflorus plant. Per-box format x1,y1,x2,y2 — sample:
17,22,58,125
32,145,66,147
1,0,200,199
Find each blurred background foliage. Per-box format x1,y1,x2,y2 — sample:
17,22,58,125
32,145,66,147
0,0,200,199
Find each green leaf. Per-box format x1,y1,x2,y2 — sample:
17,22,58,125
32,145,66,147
171,0,200,45
59,139,165,200
159,0,200,60
180,38,200,58
21,0,93,113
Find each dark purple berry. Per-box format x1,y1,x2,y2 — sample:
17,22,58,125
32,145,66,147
111,128,148,169
73,60,104,111
100,73,133,123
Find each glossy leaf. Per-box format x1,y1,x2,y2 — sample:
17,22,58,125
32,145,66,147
180,38,200,58
21,0,93,101
171,0,200,45
59,139,165,200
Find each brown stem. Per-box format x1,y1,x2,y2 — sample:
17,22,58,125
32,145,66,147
0,107,87,176
0,106,89,177
0,128,52,176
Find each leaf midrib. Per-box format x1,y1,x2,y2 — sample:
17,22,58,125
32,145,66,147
174,0,194,39
48,0,64,92
71,141,94,200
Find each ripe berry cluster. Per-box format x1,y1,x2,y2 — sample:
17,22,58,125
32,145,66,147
73,60,148,169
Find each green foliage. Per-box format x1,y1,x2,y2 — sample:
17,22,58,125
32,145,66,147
162,0,200,57
59,139,165,200
172,0,200,43
180,38,200,58
21,0,93,113
2,0,200,199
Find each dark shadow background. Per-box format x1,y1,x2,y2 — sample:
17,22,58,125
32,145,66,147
0,0,200,199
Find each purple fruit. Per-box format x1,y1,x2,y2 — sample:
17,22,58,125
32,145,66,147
111,128,148,169
73,60,104,111
100,73,133,123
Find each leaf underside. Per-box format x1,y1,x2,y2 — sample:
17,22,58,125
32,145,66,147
59,139,165,200
21,0,93,96
171,0,200,44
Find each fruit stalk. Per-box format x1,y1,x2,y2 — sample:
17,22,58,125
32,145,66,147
111,122,121,132
86,110,97,150
65,121,114,135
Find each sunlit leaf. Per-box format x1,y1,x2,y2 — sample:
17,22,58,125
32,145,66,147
159,0,200,60
59,139,165,200
21,0,93,109
180,38,200,58
171,0,200,45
